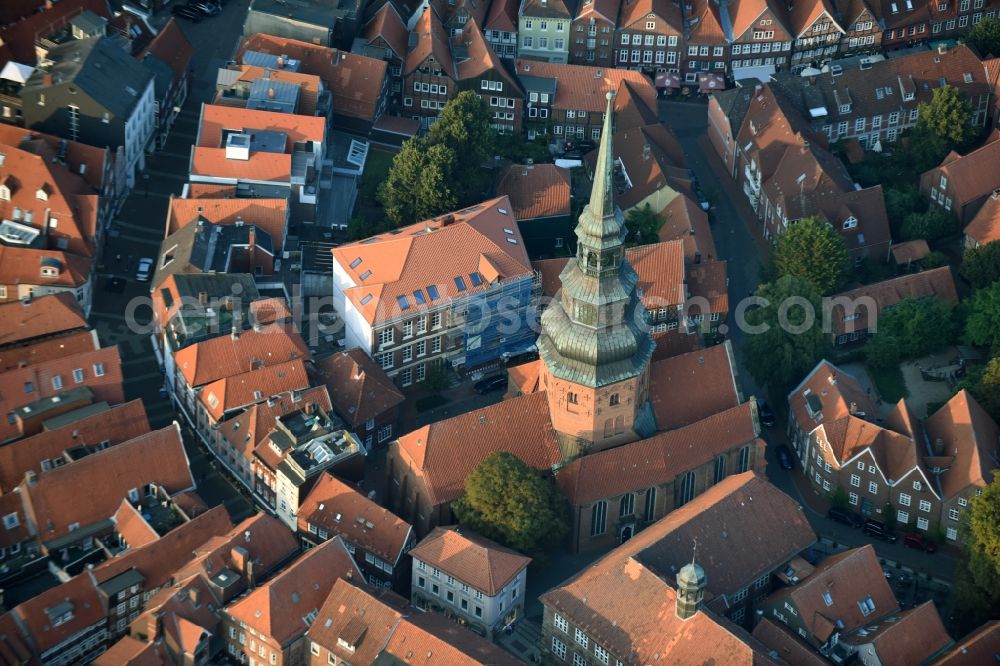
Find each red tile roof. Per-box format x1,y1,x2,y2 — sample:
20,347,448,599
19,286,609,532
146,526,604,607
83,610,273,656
166,196,288,251
0,328,97,373
222,64,323,116
0,0,112,65
197,104,326,148
363,3,410,61
507,359,541,395
237,34,388,122
141,18,193,82
829,266,959,336
394,391,561,506
0,125,110,194
225,538,362,646
935,620,1000,665
788,360,878,433
331,197,533,325
453,19,521,93
380,611,524,665
314,348,405,431
751,618,829,666
199,358,309,422
496,163,571,221
298,473,413,564
219,386,332,463
687,259,729,315
657,194,717,262
890,239,931,264
173,323,310,388
92,636,168,666
925,389,1000,499
514,60,658,113
788,0,842,36
22,424,196,544
0,399,149,493
190,147,292,182
307,578,407,664
0,292,87,348
0,245,93,292
0,492,31,550
174,513,299,584
485,0,519,32
557,402,760,505
405,7,455,77
840,601,953,664
964,191,1000,246
929,137,1000,208
0,344,125,442
112,500,161,549
10,569,106,655
648,342,742,430
619,0,683,30
409,526,530,596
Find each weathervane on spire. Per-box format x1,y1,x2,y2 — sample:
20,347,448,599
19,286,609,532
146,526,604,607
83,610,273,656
691,538,698,566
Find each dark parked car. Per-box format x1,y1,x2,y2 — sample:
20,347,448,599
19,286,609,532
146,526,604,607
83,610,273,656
187,0,221,15
473,375,507,394
171,5,202,20
774,444,794,470
903,533,937,553
863,519,898,543
827,507,863,528
757,400,776,427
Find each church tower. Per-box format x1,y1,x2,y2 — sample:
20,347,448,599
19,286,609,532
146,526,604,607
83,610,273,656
675,546,706,620
537,91,655,460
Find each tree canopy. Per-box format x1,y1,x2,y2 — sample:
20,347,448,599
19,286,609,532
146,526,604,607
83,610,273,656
965,16,1000,58
965,282,1000,350
452,452,569,554
963,356,1000,423
772,217,849,295
378,92,494,226
955,471,1000,629
900,206,962,241
625,203,663,246
864,296,958,369
962,241,1000,289
917,85,975,146
743,276,832,393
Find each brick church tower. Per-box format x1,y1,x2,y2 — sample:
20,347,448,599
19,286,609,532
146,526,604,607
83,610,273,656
537,91,656,461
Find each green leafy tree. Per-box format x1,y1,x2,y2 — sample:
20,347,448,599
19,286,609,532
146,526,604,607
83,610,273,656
955,471,1000,627
378,139,459,227
965,16,1000,58
744,276,832,393
625,203,663,246
426,91,495,204
965,356,1000,422
453,452,569,554
917,85,975,146
901,207,961,241
346,214,390,241
422,362,452,393
884,186,926,231
829,486,849,510
962,241,1000,289
865,296,958,368
966,282,1000,350
772,217,849,295
919,251,948,270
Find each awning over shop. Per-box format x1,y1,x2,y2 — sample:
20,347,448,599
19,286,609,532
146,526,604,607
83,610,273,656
698,72,726,92
655,71,681,88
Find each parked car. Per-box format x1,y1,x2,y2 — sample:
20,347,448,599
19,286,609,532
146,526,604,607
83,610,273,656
171,5,202,20
863,519,898,543
187,0,221,15
473,375,507,394
827,507,863,528
135,257,153,282
757,400,776,427
903,532,937,553
774,444,794,470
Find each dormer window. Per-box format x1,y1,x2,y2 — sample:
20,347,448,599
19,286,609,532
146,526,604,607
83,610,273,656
839,103,851,113
843,216,858,230
36,184,51,201
0,185,8,201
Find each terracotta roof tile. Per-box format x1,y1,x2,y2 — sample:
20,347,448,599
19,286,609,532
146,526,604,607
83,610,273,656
764,546,897,646
173,323,310,388
0,399,148,493
619,0,683,30
238,34,388,122
931,136,1000,207
381,611,524,665
190,147,292,182
507,359,541,395
0,125,109,193
405,7,455,76
890,239,931,264
314,348,405,430
925,389,1000,499
225,537,362,646
220,385,332,462
687,259,729,315
10,569,105,655
0,292,87,348
650,328,701,360
731,0,793,38
197,104,325,148
521,0,574,18
0,328,96,373
112,500,161,549
542,480,785,664
221,64,323,116
298,473,413,564
964,191,1000,246
514,60,657,113
751,618,829,666
394,391,561,506
688,0,728,42
409,527,530,596
0,613,32,666
0,0,112,65
453,19,521,93
829,266,958,336
935,620,1000,665
788,360,878,433
307,578,407,664
485,0,519,32
0,492,31,550
788,0,842,36
187,183,238,198
0,246,93,292
174,513,299,583
92,636,168,666
648,342,742,430
557,403,760,505
657,194,717,262
166,196,288,251
141,18,193,82
331,197,532,325
841,601,953,663
363,3,410,61
199,358,309,422
22,424,196,545
0,344,125,442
